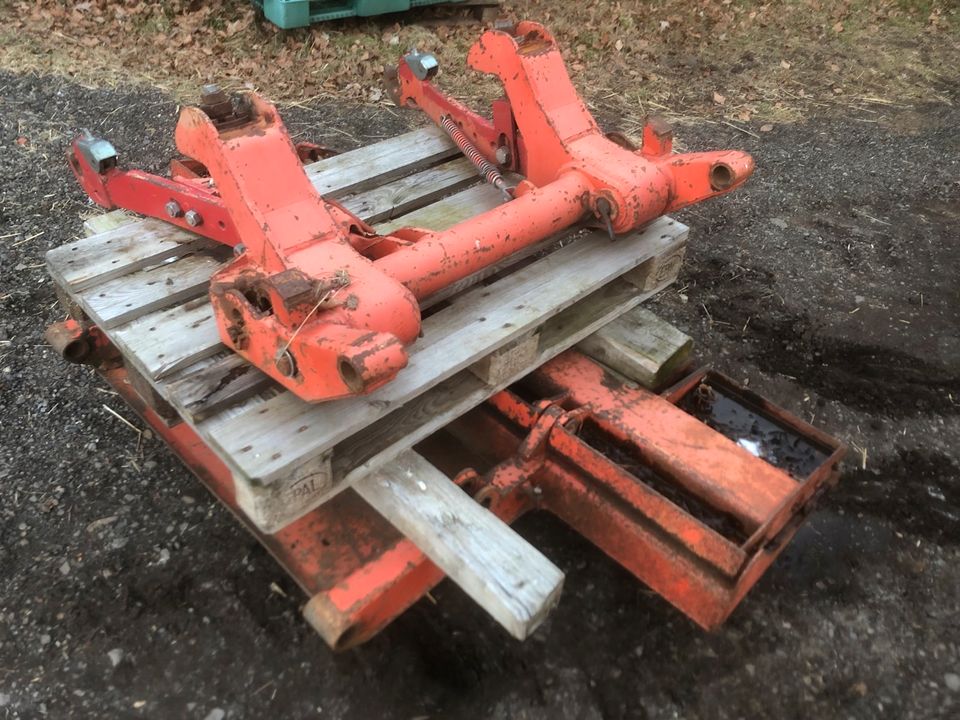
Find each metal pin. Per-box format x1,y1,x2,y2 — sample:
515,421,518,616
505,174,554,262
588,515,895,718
596,198,616,241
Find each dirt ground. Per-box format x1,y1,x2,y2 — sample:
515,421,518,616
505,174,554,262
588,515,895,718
0,21,959,720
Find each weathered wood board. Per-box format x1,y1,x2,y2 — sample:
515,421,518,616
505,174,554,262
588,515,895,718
354,451,564,640
578,306,693,389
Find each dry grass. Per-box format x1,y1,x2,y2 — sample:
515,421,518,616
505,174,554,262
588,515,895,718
0,0,956,128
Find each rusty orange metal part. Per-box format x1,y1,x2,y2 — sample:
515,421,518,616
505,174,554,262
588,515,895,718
58,317,841,649
69,22,754,404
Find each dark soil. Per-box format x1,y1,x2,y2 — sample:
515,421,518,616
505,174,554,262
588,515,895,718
0,70,958,719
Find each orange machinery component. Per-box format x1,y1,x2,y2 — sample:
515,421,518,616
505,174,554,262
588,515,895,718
69,21,754,404
50,318,842,650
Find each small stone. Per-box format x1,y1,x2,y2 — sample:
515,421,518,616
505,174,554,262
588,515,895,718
158,548,170,564
0,693,10,707
944,673,960,692
854,295,866,304
40,633,51,646
770,217,788,230
59,561,71,576
204,709,226,720
108,648,124,667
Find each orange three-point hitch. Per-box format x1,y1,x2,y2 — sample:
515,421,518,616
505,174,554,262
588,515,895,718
69,21,754,404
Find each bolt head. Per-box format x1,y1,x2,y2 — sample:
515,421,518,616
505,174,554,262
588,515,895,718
184,210,203,227
495,145,512,165
233,243,246,256
164,201,182,218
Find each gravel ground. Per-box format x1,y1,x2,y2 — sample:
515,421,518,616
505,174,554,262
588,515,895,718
0,70,958,719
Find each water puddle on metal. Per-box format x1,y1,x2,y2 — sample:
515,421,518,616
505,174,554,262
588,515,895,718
677,380,828,479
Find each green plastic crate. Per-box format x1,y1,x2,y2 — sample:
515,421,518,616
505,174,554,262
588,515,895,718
255,0,463,29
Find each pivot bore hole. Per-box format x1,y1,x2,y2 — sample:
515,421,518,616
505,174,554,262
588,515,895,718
709,163,734,191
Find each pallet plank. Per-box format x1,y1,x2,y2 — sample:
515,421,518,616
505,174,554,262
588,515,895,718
111,297,220,379
354,451,564,640
208,264,679,532
210,219,687,497
338,157,478,225
82,209,138,237
375,183,504,234
47,218,212,292
79,251,227,329
307,125,457,198
164,352,276,421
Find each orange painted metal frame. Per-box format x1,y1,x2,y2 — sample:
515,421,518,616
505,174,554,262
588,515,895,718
89,342,842,650
70,20,755,405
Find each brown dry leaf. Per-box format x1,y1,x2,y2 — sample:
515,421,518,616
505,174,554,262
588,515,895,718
760,124,774,132
615,39,624,52
780,60,791,70
224,19,248,37
833,21,844,33
713,91,726,105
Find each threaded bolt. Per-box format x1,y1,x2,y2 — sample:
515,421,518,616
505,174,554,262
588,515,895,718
164,200,182,218
184,210,203,227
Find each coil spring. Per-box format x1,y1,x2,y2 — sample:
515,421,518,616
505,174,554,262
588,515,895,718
439,115,513,199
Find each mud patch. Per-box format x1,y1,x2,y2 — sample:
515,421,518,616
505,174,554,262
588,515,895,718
834,449,960,545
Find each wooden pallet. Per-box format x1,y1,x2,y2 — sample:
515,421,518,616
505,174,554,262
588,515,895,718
48,126,688,637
